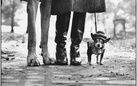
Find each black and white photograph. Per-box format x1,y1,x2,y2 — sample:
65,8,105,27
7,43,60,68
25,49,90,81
1,0,136,86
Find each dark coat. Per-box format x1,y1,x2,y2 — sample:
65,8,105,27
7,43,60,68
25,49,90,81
21,0,106,15
51,0,106,15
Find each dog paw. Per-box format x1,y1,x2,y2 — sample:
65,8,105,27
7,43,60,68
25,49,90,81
27,54,40,66
89,63,92,65
87,62,92,65
99,63,103,65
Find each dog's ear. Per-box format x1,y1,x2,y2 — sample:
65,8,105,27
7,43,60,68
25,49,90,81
104,38,111,43
91,33,95,40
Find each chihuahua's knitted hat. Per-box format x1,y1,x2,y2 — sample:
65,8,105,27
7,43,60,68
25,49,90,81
94,31,107,40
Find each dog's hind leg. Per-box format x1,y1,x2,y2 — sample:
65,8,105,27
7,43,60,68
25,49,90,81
27,0,40,66
40,0,55,65
87,47,92,65
87,55,92,65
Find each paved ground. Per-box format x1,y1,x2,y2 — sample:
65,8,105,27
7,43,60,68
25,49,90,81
1,32,136,86
2,66,135,86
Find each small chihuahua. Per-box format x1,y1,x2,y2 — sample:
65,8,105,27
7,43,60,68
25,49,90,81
87,31,110,65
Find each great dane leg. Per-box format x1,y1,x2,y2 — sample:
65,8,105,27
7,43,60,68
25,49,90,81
40,0,55,65
27,0,40,66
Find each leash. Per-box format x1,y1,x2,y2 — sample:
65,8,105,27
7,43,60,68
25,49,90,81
94,13,97,33
94,0,98,33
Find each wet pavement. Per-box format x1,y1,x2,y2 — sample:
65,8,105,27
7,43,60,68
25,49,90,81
2,66,136,86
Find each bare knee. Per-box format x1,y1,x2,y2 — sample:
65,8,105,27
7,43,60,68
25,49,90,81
27,0,39,13
40,0,52,16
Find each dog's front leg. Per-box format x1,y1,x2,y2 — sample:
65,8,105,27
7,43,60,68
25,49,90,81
40,0,55,65
27,0,40,66
100,50,105,65
96,55,99,64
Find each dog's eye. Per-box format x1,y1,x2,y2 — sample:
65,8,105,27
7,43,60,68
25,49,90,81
102,40,105,43
100,40,103,43
96,39,99,42
99,40,104,43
